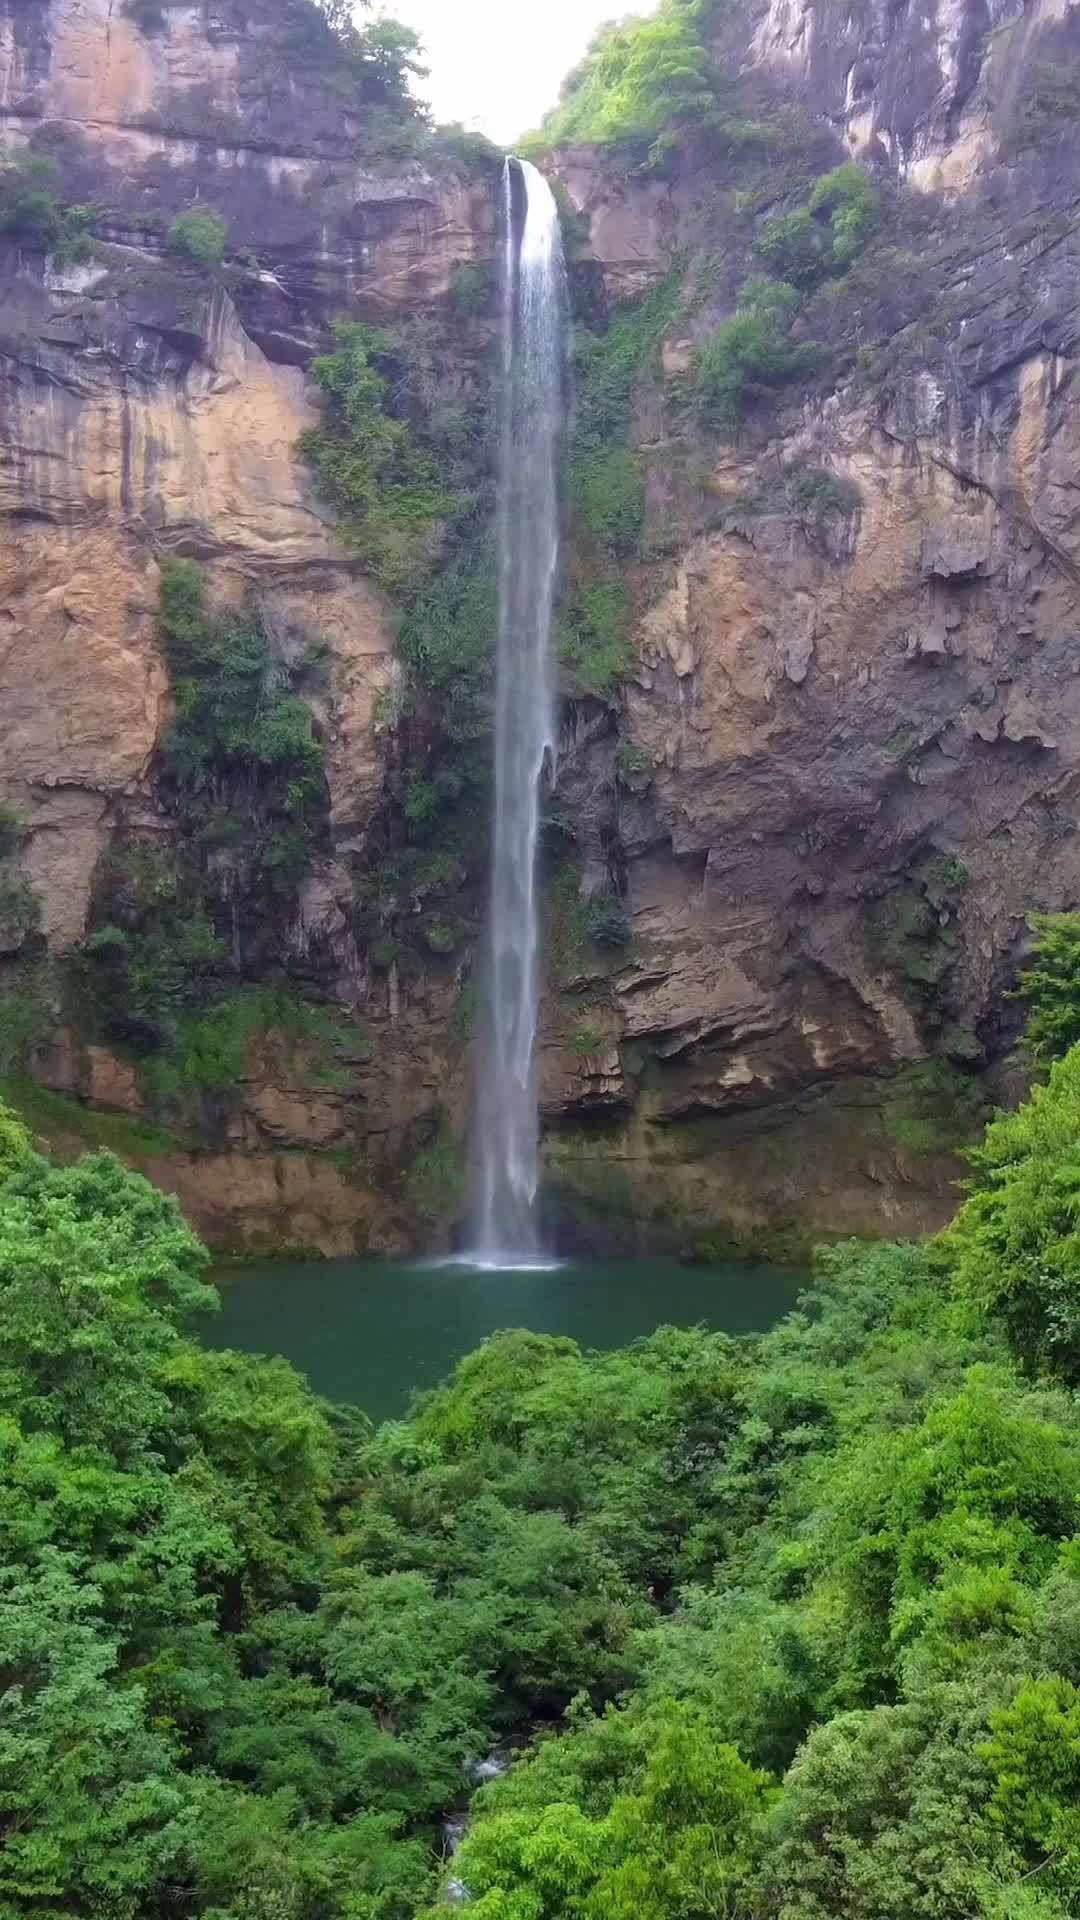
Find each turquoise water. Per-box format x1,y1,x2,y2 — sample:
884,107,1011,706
208,1255,807,1422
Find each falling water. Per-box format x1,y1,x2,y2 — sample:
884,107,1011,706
469,158,566,1266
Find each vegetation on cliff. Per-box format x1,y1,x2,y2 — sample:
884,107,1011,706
300,318,496,969
2,936,1080,1913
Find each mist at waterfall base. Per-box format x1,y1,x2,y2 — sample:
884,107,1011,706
467,158,565,1269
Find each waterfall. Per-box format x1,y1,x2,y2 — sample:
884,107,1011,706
468,158,566,1266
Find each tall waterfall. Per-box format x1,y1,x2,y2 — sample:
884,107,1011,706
469,158,566,1265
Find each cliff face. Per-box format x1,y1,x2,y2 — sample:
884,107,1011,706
537,0,1080,1251
4,0,1080,1256
0,0,494,1250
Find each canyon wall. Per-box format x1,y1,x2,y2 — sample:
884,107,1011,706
3,0,1080,1254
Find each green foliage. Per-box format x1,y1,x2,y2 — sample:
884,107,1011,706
74,563,333,1066
615,739,652,787
530,0,715,152
0,806,27,860
1014,60,1080,147
0,1095,31,1178
866,851,969,1003
807,162,882,264
402,1117,466,1230
449,261,494,313
585,891,632,948
691,275,819,431
0,149,96,261
755,163,881,284
561,269,683,699
139,985,366,1101
573,444,644,556
0,874,40,951
0,807,40,955
558,579,635,699
945,1043,1080,1381
167,206,228,268
286,0,429,140
1016,912,1080,1062
300,322,457,598
884,1059,989,1155
15,984,1080,1916
789,467,861,519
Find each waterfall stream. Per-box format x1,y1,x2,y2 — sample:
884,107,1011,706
468,158,566,1266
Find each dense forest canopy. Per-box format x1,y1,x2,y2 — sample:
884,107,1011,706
5,916,1080,1915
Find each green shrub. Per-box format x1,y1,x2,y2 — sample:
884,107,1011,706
865,853,968,1002
754,207,830,285
807,161,881,264
789,468,861,520
753,163,880,287
586,890,632,948
0,1096,31,1179
1013,60,1080,146
1015,912,1080,1062
0,807,26,860
402,1116,465,1228
615,739,652,786
883,1059,988,1154
448,262,493,312
75,564,331,1057
0,963,54,1075
529,0,714,150
558,579,635,698
944,1042,1080,1380
691,278,818,432
167,207,227,268
300,322,457,598
0,150,96,260
573,444,645,557
0,877,41,950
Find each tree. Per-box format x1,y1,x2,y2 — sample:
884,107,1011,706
1015,913,1080,1062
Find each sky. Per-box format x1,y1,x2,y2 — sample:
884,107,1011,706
376,0,659,147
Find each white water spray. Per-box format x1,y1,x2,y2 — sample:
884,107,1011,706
468,158,566,1266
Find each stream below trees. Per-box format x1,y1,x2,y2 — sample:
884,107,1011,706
208,1255,807,1420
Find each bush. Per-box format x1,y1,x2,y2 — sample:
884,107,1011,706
586,889,632,947
754,207,830,286
0,150,96,260
691,278,819,432
530,0,715,150
558,579,635,698
789,468,862,522
754,163,880,287
944,1043,1080,1380
168,207,227,268
1015,912,1080,1062
75,564,331,1057
300,322,457,598
807,161,881,263
0,806,26,860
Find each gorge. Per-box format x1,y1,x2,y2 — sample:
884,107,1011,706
3,0,1080,1258
8,5,1080,1916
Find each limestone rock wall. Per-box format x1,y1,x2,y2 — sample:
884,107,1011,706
6,0,1080,1255
0,0,492,1250
537,0,1080,1252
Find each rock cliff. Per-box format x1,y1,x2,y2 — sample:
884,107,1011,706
537,0,1080,1251
3,0,1080,1255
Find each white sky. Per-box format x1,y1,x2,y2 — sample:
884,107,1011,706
376,0,659,147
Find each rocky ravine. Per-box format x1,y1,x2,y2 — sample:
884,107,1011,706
3,0,1080,1254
